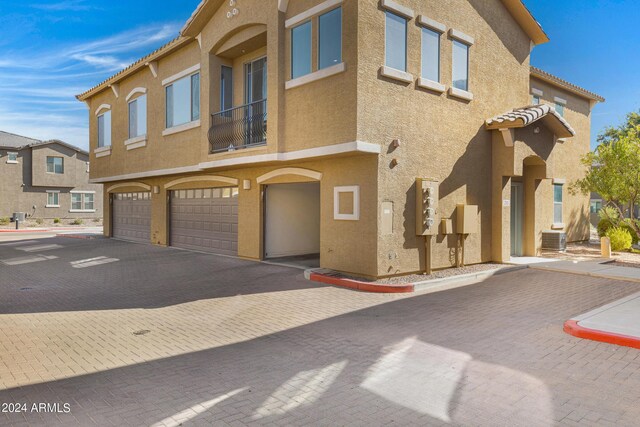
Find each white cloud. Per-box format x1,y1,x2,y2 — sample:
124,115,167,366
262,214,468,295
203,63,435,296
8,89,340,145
31,1,94,12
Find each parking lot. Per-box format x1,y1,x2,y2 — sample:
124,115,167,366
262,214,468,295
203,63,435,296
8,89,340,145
1,236,640,426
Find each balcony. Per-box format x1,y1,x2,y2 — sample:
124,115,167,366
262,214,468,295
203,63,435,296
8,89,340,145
208,99,267,153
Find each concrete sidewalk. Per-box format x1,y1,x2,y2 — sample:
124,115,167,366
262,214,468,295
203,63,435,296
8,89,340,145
530,258,640,348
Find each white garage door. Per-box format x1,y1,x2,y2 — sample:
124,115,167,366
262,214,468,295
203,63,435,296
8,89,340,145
170,187,239,256
112,192,152,243
265,182,320,258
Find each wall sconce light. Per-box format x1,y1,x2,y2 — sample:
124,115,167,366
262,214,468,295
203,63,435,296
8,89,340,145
391,139,401,149
153,186,160,194
534,127,540,134
243,179,251,190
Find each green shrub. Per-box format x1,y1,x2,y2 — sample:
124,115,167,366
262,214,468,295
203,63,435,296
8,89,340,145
71,218,84,225
606,227,633,251
620,219,640,245
53,218,60,224
35,218,43,225
0,217,9,226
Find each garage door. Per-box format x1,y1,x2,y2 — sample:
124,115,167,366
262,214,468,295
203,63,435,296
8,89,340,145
112,192,151,243
170,187,238,255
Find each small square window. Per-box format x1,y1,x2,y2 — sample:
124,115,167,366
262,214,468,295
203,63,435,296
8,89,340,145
7,152,18,163
47,192,60,207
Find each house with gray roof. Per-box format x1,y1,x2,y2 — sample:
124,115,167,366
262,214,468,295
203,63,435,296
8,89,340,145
0,131,102,221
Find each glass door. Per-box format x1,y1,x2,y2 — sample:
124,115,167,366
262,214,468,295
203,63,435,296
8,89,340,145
244,57,267,146
510,182,524,257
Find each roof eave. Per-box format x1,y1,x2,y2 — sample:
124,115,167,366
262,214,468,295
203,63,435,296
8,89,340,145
501,0,550,46
180,0,226,38
530,67,605,103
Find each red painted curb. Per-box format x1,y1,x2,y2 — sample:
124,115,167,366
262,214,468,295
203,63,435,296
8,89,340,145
564,319,640,350
309,272,414,293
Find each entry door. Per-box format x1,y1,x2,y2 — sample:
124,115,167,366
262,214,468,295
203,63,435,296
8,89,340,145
510,182,524,257
244,57,267,146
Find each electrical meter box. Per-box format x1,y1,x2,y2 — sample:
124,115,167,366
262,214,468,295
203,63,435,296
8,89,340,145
456,204,478,234
415,178,439,236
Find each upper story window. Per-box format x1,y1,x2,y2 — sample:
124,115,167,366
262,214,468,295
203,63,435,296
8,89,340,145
97,110,112,148
127,90,147,139
318,7,342,70
532,94,541,105
452,40,470,91
166,72,200,128
554,97,567,117
291,21,312,79
46,156,64,174
7,152,18,164
553,184,563,224
385,11,408,71
421,27,441,83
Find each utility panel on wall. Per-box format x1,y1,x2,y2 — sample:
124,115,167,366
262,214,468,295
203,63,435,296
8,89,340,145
415,178,439,236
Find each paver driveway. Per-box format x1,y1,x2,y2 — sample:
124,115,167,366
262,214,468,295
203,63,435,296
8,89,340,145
1,237,640,426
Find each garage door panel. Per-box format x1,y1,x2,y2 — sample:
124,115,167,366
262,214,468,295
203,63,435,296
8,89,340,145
112,192,152,243
170,188,238,256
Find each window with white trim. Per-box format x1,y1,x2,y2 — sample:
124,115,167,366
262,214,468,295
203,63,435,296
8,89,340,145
128,94,147,138
385,11,408,71
532,94,540,105
555,102,565,117
421,27,441,82
97,110,112,147
291,20,312,79
166,72,200,128
7,152,18,163
452,40,470,91
46,191,60,208
553,184,563,223
46,156,64,174
71,192,95,211
318,7,342,70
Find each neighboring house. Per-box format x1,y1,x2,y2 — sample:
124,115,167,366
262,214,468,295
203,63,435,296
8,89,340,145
76,0,604,278
590,193,640,227
0,131,103,220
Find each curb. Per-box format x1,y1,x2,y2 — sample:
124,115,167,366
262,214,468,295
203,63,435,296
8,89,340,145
531,264,640,284
56,234,101,240
304,265,527,294
564,319,640,350
0,227,94,233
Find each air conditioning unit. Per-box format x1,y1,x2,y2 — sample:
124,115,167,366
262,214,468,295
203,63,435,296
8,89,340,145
542,231,567,251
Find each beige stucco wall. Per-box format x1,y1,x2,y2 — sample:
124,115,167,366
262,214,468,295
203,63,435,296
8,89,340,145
83,0,597,278
102,154,379,277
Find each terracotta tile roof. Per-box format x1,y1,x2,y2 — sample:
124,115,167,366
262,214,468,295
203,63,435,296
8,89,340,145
485,104,576,137
531,66,605,103
75,36,192,101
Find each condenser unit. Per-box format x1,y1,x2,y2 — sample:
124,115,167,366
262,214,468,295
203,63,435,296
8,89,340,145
542,231,567,251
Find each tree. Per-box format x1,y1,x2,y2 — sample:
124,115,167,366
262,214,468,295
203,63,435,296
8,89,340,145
572,116,640,239
597,110,640,145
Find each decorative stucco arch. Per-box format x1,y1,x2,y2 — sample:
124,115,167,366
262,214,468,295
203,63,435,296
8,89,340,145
125,87,147,102
256,168,323,184
94,104,111,116
210,23,267,55
164,175,239,189
106,182,151,193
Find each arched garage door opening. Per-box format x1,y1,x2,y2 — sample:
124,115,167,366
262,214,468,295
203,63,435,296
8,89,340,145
264,182,320,268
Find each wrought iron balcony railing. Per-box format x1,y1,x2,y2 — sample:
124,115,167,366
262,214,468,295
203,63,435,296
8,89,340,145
209,99,267,153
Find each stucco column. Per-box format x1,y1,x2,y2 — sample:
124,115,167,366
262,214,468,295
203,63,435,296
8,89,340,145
492,175,512,262
237,183,262,260
103,189,111,237
151,187,168,246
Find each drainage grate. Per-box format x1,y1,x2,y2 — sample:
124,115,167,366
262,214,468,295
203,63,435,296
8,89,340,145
19,287,34,291
133,329,151,336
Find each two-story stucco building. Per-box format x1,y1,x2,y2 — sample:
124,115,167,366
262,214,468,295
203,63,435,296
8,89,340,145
0,131,103,221
77,0,603,278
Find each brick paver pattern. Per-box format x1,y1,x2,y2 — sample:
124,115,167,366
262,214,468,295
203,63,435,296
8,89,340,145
0,237,640,426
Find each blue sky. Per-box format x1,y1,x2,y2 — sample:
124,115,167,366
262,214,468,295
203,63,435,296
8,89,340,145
0,0,637,151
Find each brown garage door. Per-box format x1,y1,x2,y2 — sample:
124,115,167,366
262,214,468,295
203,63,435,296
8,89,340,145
112,192,152,243
170,187,238,256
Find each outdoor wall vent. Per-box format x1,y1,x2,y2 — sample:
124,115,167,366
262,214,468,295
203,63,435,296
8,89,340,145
542,231,567,251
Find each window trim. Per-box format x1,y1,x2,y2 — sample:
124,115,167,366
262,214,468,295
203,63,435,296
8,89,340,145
127,93,148,142
96,109,112,149
46,190,60,208
164,70,201,132
285,0,343,28
46,156,64,174
553,183,564,226
69,191,96,213
384,10,409,73
450,38,472,99
418,17,445,92
290,19,313,80
380,0,414,19
318,6,343,71
6,152,18,164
